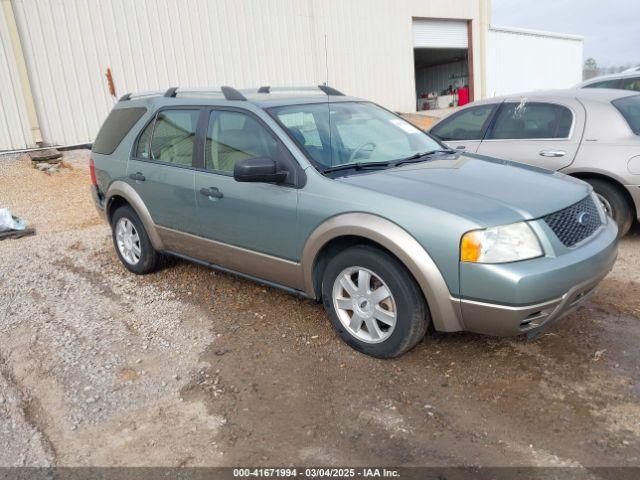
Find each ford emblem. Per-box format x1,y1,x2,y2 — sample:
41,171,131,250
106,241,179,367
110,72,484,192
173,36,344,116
576,211,591,226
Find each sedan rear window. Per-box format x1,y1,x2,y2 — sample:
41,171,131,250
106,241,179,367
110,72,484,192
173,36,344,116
612,95,640,135
92,107,147,154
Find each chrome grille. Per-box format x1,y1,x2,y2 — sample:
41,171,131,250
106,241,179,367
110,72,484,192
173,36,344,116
543,196,601,247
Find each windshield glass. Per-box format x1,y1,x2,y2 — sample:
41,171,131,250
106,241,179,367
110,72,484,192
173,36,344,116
612,95,640,135
269,102,442,169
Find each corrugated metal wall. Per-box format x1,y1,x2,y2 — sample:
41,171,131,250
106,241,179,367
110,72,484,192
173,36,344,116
0,2,30,151
415,60,468,97
4,0,485,148
486,26,583,97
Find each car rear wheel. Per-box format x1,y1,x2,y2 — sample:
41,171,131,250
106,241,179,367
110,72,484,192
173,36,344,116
321,245,429,358
586,179,633,237
111,205,161,274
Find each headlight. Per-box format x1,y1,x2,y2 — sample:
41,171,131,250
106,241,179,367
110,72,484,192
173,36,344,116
460,222,543,263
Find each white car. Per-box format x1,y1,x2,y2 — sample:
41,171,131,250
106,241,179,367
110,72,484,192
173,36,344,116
577,68,640,92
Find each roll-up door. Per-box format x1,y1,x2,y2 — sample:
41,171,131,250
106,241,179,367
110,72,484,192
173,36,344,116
412,19,468,49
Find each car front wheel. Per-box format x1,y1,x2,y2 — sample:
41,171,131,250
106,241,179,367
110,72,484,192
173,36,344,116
321,245,429,358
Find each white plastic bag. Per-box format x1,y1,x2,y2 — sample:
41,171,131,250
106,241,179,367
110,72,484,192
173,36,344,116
0,208,26,232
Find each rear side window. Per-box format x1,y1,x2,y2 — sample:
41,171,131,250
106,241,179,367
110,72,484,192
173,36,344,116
489,102,573,139
92,107,146,154
584,79,621,89
150,109,199,166
430,105,495,141
135,121,154,159
620,77,640,92
612,95,640,135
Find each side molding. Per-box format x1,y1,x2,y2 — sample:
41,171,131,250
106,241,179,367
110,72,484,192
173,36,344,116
301,213,464,332
105,180,164,251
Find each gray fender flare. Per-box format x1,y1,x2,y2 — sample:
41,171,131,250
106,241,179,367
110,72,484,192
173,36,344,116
105,181,164,251
301,213,463,332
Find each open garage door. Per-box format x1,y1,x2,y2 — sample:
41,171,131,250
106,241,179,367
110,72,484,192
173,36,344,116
413,19,472,112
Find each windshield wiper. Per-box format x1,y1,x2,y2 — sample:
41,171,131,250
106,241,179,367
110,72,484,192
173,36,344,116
321,160,391,174
392,149,457,167
321,149,456,174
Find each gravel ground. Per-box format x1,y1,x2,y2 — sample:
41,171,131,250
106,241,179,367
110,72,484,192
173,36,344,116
0,151,639,467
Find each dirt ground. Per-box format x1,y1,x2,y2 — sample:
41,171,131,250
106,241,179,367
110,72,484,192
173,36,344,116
0,151,639,468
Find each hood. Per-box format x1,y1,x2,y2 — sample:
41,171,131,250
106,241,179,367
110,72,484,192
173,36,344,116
336,153,590,226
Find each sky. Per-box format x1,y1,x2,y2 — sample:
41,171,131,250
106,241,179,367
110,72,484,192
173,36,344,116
491,0,640,68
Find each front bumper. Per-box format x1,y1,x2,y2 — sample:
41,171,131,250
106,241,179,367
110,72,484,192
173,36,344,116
458,268,609,336
456,217,618,336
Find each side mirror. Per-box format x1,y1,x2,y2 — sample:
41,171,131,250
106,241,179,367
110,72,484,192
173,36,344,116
233,157,288,183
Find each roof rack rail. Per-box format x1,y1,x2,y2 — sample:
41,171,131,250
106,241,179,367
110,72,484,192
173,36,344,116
117,89,166,102
119,86,248,102
317,85,344,96
255,85,345,96
164,87,178,98
163,86,247,101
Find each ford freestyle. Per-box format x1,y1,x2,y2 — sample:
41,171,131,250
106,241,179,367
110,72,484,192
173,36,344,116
90,85,618,358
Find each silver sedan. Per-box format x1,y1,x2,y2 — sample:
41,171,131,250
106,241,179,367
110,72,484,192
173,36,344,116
429,88,640,235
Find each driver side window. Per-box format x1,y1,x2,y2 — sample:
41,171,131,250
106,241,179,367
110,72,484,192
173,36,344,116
205,110,279,173
431,105,495,141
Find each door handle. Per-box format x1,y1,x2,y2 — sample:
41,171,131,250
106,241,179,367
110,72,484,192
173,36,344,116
455,145,466,150
200,187,223,199
129,172,145,182
539,150,566,158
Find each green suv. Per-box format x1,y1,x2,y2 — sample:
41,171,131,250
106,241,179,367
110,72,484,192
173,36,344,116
90,85,618,358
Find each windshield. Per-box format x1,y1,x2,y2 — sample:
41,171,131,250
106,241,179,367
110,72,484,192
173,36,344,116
269,102,442,169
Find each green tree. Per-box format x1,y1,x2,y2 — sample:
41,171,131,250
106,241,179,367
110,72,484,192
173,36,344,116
583,58,598,80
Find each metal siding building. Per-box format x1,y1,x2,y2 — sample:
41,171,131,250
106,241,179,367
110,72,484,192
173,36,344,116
0,0,581,151
486,26,584,97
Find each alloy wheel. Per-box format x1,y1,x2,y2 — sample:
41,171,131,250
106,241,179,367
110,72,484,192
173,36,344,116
332,266,397,343
115,217,142,265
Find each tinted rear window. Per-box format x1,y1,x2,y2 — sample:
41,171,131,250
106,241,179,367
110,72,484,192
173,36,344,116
92,107,147,154
612,95,640,135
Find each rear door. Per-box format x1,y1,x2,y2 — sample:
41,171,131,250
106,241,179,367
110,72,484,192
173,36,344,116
429,103,499,153
127,108,198,234
476,98,585,171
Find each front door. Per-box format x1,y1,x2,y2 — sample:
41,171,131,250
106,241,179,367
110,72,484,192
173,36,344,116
193,108,299,263
476,99,585,171
429,103,498,153
127,108,199,234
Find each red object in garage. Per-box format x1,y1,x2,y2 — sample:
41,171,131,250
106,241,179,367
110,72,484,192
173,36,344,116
457,87,469,106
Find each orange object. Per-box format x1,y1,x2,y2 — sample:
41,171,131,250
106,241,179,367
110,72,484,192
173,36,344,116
460,231,482,262
106,68,116,97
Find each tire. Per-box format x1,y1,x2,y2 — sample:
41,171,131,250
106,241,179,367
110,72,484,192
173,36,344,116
111,205,161,274
586,179,633,237
321,245,429,358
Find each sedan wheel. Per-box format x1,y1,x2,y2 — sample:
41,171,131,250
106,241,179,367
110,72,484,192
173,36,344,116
595,192,613,218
